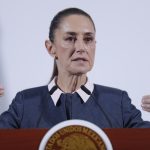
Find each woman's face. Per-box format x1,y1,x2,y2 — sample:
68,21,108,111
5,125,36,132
52,14,96,76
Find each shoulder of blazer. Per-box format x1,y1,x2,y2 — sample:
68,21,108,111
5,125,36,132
93,84,125,96
17,85,49,99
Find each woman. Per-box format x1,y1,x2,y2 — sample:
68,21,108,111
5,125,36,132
0,8,150,128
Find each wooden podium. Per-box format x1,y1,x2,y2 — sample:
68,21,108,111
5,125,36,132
0,129,150,150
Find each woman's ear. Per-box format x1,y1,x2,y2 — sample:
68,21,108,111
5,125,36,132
45,40,56,58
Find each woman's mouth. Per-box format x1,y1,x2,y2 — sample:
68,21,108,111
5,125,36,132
72,57,88,61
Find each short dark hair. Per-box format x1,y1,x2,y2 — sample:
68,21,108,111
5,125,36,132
49,8,96,82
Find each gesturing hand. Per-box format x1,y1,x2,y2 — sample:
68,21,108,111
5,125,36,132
0,85,4,97
141,95,150,112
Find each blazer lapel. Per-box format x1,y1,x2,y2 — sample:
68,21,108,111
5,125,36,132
40,91,66,127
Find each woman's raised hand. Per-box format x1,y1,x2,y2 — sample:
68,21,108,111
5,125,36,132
0,85,4,97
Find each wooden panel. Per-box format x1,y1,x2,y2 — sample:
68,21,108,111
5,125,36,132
0,129,150,150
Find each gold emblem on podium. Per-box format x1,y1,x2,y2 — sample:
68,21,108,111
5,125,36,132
39,120,113,150
45,125,106,150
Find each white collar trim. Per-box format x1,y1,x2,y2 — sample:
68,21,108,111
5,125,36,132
48,77,94,106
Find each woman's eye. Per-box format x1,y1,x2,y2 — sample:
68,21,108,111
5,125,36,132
84,37,93,43
65,37,76,42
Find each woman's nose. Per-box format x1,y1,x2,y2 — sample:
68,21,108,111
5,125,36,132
74,39,87,53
